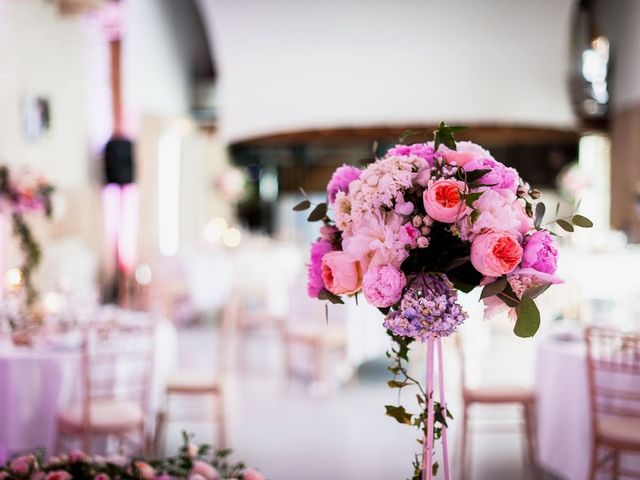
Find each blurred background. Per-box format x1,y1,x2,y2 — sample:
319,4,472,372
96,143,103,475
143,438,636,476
0,0,639,479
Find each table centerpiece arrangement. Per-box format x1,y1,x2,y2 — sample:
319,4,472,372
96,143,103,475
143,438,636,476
294,123,592,479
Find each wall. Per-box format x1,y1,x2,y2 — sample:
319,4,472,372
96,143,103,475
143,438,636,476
198,0,576,142
595,0,640,241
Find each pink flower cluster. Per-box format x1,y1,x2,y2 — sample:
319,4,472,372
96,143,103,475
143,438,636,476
306,138,561,331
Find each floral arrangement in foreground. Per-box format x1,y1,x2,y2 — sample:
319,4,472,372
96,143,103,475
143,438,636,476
0,433,265,480
295,123,592,479
0,166,54,306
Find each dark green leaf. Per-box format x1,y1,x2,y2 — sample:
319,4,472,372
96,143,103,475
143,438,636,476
307,202,327,222
524,283,551,299
387,380,412,388
555,202,560,217
556,219,574,232
317,289,344,304
534,202,546,229
470,209,480,224
571,214,593,228
292,199,311,211
464,191,483,207
384,405,413,425
463,169,491,183
450,278,475,293
480,276,508,299
514,297,541,338
378,306,391,316
497,283,520,307
442,256,470,272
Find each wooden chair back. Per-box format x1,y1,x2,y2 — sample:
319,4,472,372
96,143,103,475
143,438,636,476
586,327,640,431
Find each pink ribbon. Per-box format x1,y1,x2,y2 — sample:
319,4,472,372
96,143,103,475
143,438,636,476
423,337,450,480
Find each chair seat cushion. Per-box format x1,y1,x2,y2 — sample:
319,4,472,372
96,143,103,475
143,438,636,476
599,416,640,448
464,385,535,404
166,370,220,393
58,400,143,434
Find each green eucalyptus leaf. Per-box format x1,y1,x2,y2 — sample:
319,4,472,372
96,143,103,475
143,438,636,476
572,214,593,228
480,276,508,299
534,202,546,228
555,202,560,217
292,199,311,211
387,380,412,388
307,202,327,222
514,297,541,337
556,219,574,232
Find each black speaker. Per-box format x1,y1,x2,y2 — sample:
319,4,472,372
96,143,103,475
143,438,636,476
104,137,134,185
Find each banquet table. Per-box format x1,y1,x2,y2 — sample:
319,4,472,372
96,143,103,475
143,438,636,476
0,313,177,462
535,332,640,480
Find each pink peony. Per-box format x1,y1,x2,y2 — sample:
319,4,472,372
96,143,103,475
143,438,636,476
463,156,519,193
134,462,155,480
362,264,407,308
190,460,219,480
243,468,266,480
327,165,361,203
471,232,523,277
441,141,490,168
30,473,45,480
521,230,558,274
462,189,532,241
386,143,437,166
321,251,362,295
342,211,409,269
423,179,470,223
44,472,72,480
307,239,334,297
10,454,35,474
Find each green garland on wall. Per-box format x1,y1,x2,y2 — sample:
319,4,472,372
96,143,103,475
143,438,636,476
0,166,53,307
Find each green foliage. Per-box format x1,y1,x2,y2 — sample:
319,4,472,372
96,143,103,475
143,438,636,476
556,219,574,232
317,289,344,304
433,121,468,150
514,297,541,338
534,202,545,229
571,214,593,228
292,199,311,211
480,276,508,299
385,333,451,480
307,202,327,222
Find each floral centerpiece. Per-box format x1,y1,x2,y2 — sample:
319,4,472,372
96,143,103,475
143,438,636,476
0,166,54,307
295,123,592,479
0,433,266,480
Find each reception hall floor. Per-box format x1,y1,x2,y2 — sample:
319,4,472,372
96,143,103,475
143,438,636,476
161,323,559,480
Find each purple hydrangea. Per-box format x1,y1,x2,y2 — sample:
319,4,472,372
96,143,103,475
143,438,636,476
327,165,362,204
383,273,468,340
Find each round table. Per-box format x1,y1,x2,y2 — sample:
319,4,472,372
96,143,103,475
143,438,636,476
0,317,177,462
535,333,640,480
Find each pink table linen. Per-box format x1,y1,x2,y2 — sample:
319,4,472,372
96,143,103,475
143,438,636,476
0,318,177,462
535,335,640,480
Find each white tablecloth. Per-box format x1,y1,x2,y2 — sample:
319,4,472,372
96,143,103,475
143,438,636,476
0,318,177,461
535,334,640,480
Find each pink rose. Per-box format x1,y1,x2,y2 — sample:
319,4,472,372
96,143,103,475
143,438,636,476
321,251,362,295
44,472,72,480
10,454,35,474
69,450,87,463
134,462,155,480
423,179,470,223
441,141,490,167
362,264,406,308
190,461,219,480
471,232,523,277
521,230,558,274
243,468,266,480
